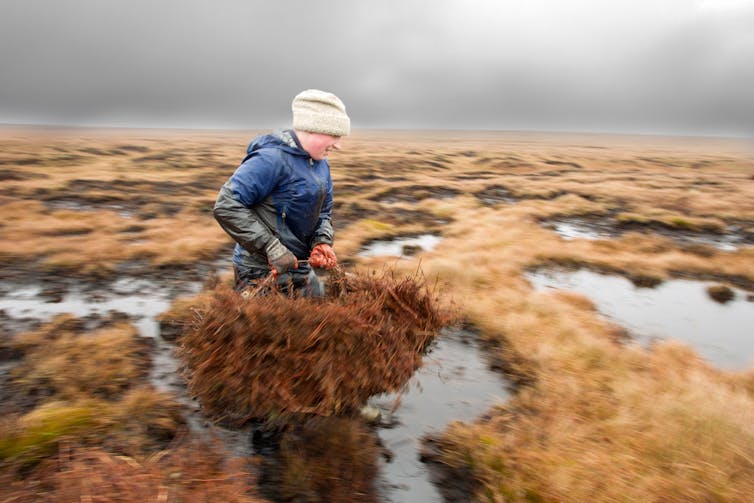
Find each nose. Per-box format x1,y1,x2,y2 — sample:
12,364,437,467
330,142,341,151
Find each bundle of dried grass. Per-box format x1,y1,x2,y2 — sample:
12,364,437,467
177,268,452,425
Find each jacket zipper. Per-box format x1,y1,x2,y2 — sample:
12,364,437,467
309,157,326,202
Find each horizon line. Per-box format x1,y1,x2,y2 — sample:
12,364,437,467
0,120,751,141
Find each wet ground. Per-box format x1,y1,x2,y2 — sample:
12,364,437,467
359,234,443,258
0,276,202,397
541,216,753,251
371,328,509,502
370,185,462,204
527,268,754,369
0,273,509,502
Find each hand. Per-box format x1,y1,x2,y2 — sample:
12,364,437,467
266,239,298,276
309,243,338,270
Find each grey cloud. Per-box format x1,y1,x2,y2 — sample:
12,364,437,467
1,0,752,136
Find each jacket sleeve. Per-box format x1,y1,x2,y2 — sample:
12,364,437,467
213,153,280,253
311,170,334,247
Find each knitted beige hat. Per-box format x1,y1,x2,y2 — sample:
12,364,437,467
292,89,351,137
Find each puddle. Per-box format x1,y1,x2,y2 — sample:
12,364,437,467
543,218,619,241
359,234,442,258
0,278,201,394
666,231,743,252
542,217,747,251
474,185,518,206
527,269,754,369
371,186,461,204
44,199,137,218
371,328,509,502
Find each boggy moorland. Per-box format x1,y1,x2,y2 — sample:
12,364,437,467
1,125,753,502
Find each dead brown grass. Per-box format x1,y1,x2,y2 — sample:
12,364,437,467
0,439,267,503
1,313,186,480
103,387,186,455
435,345,754,501
0,388,184,468
328,131,754,501
1,127,752,283
3,314,83,356
10,321,151,402
177,269,452,425
0,127,240,276
2,126,754,501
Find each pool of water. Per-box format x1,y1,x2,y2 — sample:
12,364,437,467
527,269,754,369
371,328,510,502
0,278,201,394
359,234,442,258
547,219,617,241
543,217,744,251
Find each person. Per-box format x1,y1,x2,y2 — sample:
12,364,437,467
213,89,349,296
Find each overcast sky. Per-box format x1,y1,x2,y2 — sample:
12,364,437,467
1,0,753,136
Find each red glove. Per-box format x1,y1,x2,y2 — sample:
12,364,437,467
309,243,337,270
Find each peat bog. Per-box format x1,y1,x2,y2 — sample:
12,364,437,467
1,126,754,501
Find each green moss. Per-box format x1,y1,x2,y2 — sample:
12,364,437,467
668,217,695,230
0,402,97,463
361,219,394,232
616,213,650,225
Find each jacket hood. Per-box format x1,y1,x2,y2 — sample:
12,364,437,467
246,129,309,158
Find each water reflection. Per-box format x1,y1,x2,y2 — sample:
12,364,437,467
527,269,754,369
359,234,442,258
543,217,743,251
371,329,509,502
0,279,200,392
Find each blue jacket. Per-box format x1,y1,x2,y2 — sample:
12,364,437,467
213,130,334,274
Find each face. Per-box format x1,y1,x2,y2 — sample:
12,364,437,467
302,132,341,161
